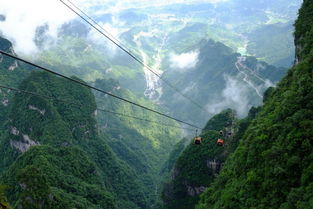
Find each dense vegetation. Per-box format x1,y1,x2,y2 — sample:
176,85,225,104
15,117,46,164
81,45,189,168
161,2,313,208
2,146,116,209
31,0,299,127
162,109,261,209
93,78,181,207
0,71,149,208
195,1,313,208
0,34,182,208
0,1,306,208
294,0,313,62
0,37,30,127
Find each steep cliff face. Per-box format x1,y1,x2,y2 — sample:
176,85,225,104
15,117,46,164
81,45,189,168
0,36,30,87
196,1,313,208
0,72,148,209
294,0,313,62
0,37,30,127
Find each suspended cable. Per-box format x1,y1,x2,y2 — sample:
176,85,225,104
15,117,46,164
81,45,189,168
0,50,201,129
97,109,196,131
59,0,210,115
0,84,196,131
65,0,129,50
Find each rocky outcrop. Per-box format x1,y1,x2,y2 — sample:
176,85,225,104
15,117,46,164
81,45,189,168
207,159,223,177
294,34,304,64
8,60,18,71
28,105,46,115
186,185,207,197
10,127,19,136
10,134,40,153
1,98,8,106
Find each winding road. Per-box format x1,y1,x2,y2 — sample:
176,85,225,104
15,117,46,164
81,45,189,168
235,56,264,98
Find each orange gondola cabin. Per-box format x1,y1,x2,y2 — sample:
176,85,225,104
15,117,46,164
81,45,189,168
194,136,202,145
216,139,225,146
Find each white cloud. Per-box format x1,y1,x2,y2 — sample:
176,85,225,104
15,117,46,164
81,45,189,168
87,16,130,56
87,22,119,56
170,51,199,70
206,75,251,117
0,0,76,54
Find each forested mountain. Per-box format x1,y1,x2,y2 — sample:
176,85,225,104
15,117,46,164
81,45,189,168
161,0,313,208
0,0,296,130
161,39,287,125
0,42,183,208
0,35,184,208
196,1,313,207
0,71,149,208
37,29,288,128
93,78,181,207
162,108,260,209
0,0,310,208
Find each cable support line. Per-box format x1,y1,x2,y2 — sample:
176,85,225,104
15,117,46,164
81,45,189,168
0,84,196,131
0,50,201,129
96,109,196,131
0,85,57,101
59,0,209,114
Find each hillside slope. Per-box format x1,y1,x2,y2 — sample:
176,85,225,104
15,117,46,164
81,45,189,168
0,72,148,209
197,1,313,208
93,78,181,206
0,36,182,208
161,108,260,209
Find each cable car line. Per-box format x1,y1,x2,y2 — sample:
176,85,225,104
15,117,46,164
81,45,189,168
0,84,197,131
59,0,210,115
0,50,201,129
98,109,196,131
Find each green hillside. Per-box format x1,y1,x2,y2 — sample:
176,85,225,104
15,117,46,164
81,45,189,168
93,78,181,206
162,108,260,209
0,37,30,127
0,34,183,207
0,1,308,208
0,71,148,209
196,0,313,208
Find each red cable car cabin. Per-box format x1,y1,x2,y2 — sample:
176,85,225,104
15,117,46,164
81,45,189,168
217,139,225,146
194,136,202,145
